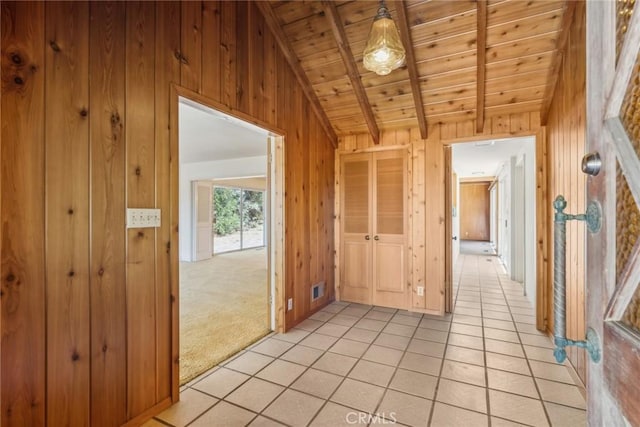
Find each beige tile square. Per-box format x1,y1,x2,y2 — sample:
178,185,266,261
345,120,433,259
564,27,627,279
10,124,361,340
519,333,554,349
484,310,513,321
263,389,324,427
383,322,416,337
485,338,524,358
348,360,395,387
430,402,489,427
331,378,385,413
389,368,437,399
436,378,487,413
513,314,536,324
445,345,485,366
300,332,339,351
291,368,343,399
413,327,448,343
483,303,509,312
343,327,379,343
441,360,486,387
313,351,358,376
354,318,387,332
226,378,284,413
255,359,306,386
524,345,558,364
536,378,586,409
249,415,286,426
251,339,294,357
310,311,335,322
190,401,256,427
454,307,482,317
483,319,516,331
373,306,398,313
365,310,394,321
510,307,535,316
544,401,586,426
272,328,310,344
420,318,451,331
321,303,346,314
296,318,325,332
390,314,421,326
225,352,275,375
451,314,483,327
328,314,360,327
490,417,528,427
363,345,404,366
450,323,483,337
489,389,549,427
309,402,360,427
341,307,369,318
329,338,370,358
487,368,538,398
376,389,431,426
157,389,218,427
529,360,574,384
315,323,350,338
406,338,446,358
516,322,547,336
399,352,441,376
192,367,250,398
280,344,323,366
141,420,166,427
374,333,411,350
484,327,520,343
448,333,484,350
486,352,530,375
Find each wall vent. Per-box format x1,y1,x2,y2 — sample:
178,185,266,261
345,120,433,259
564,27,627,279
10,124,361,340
311,281,325,302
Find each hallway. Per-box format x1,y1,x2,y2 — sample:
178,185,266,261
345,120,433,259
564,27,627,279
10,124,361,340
151,253,585,426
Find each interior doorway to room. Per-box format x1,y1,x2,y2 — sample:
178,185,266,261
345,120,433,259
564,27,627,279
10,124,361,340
177,96,281,385
450,137,537,302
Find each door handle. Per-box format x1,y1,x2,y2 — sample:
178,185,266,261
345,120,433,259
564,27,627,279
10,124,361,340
452,236,457,241
374,235,379,241
365,235,370,240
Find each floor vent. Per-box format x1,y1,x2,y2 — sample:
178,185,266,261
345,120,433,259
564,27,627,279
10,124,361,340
311,281,325,302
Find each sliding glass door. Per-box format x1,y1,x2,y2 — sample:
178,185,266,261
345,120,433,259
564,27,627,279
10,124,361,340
212,186,265,254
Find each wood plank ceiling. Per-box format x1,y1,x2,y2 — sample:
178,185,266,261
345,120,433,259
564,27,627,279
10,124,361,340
260,0,568,142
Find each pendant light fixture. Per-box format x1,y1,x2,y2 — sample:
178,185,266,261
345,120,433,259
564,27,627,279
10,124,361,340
362,0,406,76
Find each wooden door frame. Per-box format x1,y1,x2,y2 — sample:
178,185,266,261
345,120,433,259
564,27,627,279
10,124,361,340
443,132,548,329
169,85,286,401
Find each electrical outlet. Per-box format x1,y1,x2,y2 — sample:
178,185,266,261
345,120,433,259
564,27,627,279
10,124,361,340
417,286,424,296
287,298,293,311
127,208,161,228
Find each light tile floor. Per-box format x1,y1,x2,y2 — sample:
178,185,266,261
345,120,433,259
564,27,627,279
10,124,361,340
148,254,586,426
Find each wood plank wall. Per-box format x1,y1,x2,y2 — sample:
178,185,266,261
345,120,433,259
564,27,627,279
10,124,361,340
545,1,587,384
337,112,541,314
1,1,335,425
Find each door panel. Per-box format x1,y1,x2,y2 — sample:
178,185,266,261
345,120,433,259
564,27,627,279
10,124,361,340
343,159,370,234
375,156,404,235
193,181,213,261
341,240,372,304
460,182,490,241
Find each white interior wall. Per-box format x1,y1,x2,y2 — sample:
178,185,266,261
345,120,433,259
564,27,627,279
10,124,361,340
452,173,461,264
179,156,267,261
521,139,537,303
497,162,511,273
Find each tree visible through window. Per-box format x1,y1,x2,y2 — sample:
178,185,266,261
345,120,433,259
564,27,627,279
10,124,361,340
213,186,265,253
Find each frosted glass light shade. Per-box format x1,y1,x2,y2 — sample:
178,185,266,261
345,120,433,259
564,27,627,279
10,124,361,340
363,4,406,76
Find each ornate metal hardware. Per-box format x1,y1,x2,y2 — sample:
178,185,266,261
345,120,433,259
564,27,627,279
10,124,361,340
552,195,601,364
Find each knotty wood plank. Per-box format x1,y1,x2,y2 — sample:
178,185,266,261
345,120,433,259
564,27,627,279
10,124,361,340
256,1,338,147
89,2,127,424
424,135,445,314
476,0,487,133
248,3,265,120
45,2,91,425
202,1,222,100
180,1,202,93
263,19,278,125
125,1,157,416
236,1,249,111
393,0,428,139
155,0,181,404
412,138,427,309
322,1,380,145
539,1,577,125
220,1,237,109
1,2,46,425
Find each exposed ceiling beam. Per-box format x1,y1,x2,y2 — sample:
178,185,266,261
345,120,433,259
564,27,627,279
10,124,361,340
476,0,487,133
255,1,338,148
393,0,428,139
322,0,380,145
540,1,577,125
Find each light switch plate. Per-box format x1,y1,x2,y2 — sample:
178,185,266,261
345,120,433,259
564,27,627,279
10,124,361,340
127,208,161,228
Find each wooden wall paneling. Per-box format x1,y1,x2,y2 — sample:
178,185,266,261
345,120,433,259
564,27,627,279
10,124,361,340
248,3,265,120
411,138,427,309
1,2,46,425
220,1,237,109
180,1,202,93
125,1,157,416
263,20,277,125
235,1,249,111
88,2,127,425
309,116,321,312
325,140,336,302
424,136,445,314
45,2,91,425
334,145,342,301
201,1,221,100
536,127,549,331
155,0,181,404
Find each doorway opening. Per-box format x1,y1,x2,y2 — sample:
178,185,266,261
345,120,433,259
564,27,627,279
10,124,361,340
176,95,283,385
450,137,537,304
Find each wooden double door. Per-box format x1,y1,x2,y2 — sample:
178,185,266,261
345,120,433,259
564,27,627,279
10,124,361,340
340,150,408,309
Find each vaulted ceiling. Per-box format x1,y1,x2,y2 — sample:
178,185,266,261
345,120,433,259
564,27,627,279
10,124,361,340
257,0,573,144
